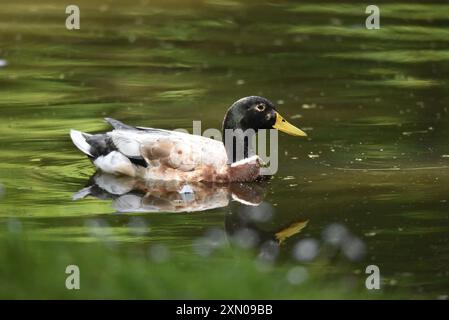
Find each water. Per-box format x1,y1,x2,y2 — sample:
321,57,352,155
0,0,448,298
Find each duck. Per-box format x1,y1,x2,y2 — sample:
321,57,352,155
70,96,307,182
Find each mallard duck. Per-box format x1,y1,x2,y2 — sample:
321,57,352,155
70,96,307,182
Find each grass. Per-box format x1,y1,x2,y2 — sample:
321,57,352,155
0,230,394,299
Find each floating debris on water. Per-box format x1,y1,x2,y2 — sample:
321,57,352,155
402,130,428,136
275,221,308,245
301,103,316,109
0,59,7,67
308,154,319,159
290,114,302,119
283,176,295,180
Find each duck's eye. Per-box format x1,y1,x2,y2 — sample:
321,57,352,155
255,104,265,112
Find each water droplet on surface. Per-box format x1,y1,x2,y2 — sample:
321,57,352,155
238,202,273,223
99,4,109,12
7,218,22,234
86,219,111,239
322,223,349,246
148,244,170,263
204,228,227,248
233,228,259,249
193,229,227,256
258,240,279,263
293,238,319,262
342,236,366,261
389,279,398,286
287,266,308,285
127,217,149,236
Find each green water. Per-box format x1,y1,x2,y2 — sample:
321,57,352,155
0,0,448,299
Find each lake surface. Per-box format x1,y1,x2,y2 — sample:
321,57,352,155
0,0,448,298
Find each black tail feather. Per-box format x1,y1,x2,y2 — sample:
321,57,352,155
85,134,117,158
104,118,137,130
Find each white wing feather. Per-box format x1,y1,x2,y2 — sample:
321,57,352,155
107,129,228,170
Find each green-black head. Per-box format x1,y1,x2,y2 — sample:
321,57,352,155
222,96,307,162
222,96,307,137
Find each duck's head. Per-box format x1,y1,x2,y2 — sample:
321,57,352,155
222,96,307,137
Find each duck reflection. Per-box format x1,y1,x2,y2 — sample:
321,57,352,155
74,172,308,246
74,172,265,212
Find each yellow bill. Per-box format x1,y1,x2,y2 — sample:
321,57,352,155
273,112,307,137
